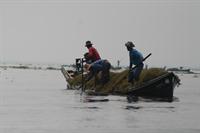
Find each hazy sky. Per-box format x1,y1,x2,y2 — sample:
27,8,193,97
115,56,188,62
0,0,200,67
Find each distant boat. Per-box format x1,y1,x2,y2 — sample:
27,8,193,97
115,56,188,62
167,67,193,74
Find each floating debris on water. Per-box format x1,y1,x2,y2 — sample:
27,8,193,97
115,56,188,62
193,74,199,78
73,106,100,109
125,105,142,110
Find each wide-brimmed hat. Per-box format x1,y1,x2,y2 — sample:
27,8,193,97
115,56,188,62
85,41,93,47
125,41,135,48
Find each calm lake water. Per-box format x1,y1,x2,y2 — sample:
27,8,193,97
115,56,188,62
0,68,200,133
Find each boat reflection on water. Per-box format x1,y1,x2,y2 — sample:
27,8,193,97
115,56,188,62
127,95,180,103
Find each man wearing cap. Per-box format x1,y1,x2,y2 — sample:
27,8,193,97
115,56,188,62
84,59,111,85
125,41,144,83
85,41,101,63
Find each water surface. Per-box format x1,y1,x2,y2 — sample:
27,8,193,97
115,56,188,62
0,68,200,133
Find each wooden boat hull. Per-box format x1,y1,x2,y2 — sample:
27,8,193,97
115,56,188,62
127,72,179,101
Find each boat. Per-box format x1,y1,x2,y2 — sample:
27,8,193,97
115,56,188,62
61,64,180,101
167,67,194,74
61,65,77,89
127,72,180,102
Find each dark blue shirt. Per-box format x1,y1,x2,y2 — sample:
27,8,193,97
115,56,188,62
85,59,106,81
129,49,143,65
90,59,105,72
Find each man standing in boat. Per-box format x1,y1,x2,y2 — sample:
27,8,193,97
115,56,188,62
85,41,101,63
125,41,144,83
84,59,111,85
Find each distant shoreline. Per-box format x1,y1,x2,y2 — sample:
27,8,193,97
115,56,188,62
0,64,61,71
